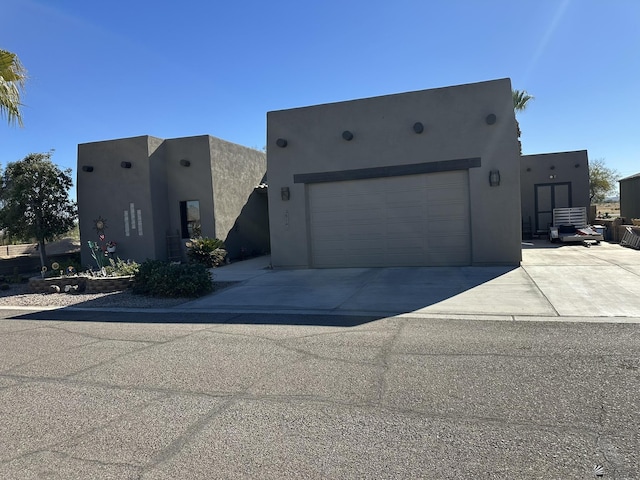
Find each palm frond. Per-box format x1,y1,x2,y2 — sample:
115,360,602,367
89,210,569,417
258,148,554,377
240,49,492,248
0,49,28,127
512,89,534,113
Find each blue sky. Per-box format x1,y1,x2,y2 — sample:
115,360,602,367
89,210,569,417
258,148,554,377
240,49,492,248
2,0,639,199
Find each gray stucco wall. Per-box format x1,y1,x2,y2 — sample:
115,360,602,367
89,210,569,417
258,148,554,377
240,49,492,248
163,136,216,241
267,78,522,268
78,134,267,267
210,137,267,241
224,188,270,259
520,150,590,232
620,174,640,220
77,136,162,268
147,138,169,259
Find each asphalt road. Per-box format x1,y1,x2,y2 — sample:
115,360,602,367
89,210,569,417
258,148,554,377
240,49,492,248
0,310,638,479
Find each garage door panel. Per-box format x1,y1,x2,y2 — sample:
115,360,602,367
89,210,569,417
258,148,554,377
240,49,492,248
427,217,467,229
309,171,470,267
387,223,426,236
426,203,467,218
426,188,466,204
429,233,469,247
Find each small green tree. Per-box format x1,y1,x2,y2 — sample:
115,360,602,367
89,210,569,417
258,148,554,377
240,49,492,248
0,152,77,267
589,158,619,204
0,49,28,127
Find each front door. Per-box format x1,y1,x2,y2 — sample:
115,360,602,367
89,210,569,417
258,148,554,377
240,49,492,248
535,182,571,233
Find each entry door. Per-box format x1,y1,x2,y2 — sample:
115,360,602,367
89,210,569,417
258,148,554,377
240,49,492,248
535,183,571,232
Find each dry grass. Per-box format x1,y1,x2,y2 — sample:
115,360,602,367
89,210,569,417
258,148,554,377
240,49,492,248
594,202,620,219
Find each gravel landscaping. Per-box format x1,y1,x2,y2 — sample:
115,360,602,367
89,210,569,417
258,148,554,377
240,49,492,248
0,282,237,309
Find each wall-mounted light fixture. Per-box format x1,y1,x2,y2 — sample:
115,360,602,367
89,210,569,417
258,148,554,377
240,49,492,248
526,167,531,172
489,170,501,187
180,159,190,167
574,163,580,168
550,165,555,170
281,187,290,201
342,130,354,141
549,174,557,179
82,165,94,172
485,114,497,125
276,138,288,148
413,122,424,134
121,161,132,169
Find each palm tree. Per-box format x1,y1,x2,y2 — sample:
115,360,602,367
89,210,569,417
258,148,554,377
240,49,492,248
512,89,534,113
512,89,533,155
0,49,27,127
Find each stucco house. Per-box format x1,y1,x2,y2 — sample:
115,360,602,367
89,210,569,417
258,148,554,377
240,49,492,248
266,78,522,268
520,150,590,236
77,135,269,268
619,173,640,220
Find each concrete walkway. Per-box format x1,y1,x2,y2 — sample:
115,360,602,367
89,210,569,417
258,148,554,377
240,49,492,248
179,241,640,322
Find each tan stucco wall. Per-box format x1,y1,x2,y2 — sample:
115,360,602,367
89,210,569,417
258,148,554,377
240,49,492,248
267,78,522,268
520,150,590,232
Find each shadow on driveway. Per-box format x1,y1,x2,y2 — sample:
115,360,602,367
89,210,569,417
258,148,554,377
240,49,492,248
7,265,518,326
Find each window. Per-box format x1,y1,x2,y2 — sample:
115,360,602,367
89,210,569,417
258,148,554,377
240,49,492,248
180,200,201,238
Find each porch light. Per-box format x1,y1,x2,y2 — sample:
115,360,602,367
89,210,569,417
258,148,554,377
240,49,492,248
489,170,500,187
413,122,424,134
342,130,354,141
82,166,94,172
485,114,497,125
121,161,132,169
180,159,191,167
276,138,288,148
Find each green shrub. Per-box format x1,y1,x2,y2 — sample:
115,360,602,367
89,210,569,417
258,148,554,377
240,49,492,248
186,237,227,267
132,260,212,298
104,258,140,276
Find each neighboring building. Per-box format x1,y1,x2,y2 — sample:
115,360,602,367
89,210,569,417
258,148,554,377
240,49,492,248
266,78,522,268
77,135,268,268
520,150,590,235
620,173,640,220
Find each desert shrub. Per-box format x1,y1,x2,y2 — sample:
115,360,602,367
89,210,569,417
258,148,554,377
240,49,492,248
104,258,140,277
186,237,227,267
132,260,212,298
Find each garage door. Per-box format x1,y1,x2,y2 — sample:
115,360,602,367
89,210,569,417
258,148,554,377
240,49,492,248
308,170,471,267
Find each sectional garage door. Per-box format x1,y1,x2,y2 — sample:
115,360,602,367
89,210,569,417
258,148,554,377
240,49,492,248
308,170,471,267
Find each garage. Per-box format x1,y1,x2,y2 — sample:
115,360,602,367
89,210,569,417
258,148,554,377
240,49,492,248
268,79,523,268
308,170,471,267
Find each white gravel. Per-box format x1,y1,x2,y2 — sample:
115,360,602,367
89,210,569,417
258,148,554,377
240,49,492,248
0,283,232,309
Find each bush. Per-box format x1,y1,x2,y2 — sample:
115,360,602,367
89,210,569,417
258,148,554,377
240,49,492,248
132,260,212,298
186,237,227,267
104,258,140,277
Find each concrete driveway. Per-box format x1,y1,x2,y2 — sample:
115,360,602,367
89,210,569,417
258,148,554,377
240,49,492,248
181,241,640,322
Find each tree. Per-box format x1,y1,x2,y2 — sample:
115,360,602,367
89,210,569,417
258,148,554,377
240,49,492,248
512,89,534,154
512,89,534,113
0,49,27,127
589,158,620,204
0,152,77,267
